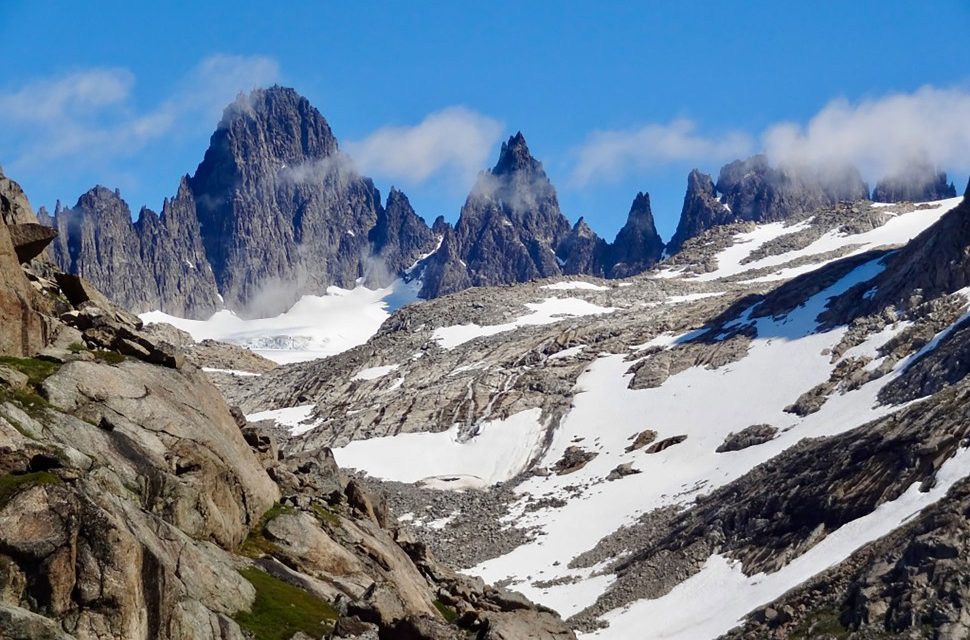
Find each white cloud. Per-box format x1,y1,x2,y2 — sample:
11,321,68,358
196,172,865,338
344,107,503,183
0,54,280,168
570,118,754,185
571,85,970,187
763,85,970,179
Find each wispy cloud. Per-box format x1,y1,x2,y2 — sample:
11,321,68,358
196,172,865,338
763,85,970,178
344,107,503,184
570,84,970,186
570,119,754,185
0,54,280,169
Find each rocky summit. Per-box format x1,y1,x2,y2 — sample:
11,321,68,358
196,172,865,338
872,159,957,203
420,134,668,297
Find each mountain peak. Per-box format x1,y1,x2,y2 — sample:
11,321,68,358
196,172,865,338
493,131,541,176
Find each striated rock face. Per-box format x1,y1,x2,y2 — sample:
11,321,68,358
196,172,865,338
0,175,50,356
872,161,957,203
606,192,665,278
133,178,223,318
368,188,437,286
0,223,48,356
420,133,577,298
669,156,870,254
822,183,970,326
51,187,150,310
189,86,384,316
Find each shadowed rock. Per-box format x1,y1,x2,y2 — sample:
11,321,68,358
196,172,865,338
7,224,56,264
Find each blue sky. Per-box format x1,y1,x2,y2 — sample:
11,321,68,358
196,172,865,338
2,1,969,240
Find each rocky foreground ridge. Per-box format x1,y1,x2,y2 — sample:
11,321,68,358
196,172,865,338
0,174,575,639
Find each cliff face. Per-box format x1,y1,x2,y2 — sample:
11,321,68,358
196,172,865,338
133,178,223,318
48,87,443,318
50,184,223,319
368,188,437,286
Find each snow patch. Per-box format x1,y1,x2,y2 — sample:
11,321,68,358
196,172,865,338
542,281,610,291
332,409,546,489
245,404,317,436
433,298,617,350
352,364,399,381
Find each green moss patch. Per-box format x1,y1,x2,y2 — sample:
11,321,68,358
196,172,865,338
0,386,52,419
310,503,341,528
91,350,125,365
0,471,60,508
239,503,294,558
0,356,61,418
233,567,337,640
434,599,459,624
0,356,60,387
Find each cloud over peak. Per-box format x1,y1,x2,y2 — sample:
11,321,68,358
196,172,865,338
344,107,503,184
569,84,970,187
570,119,755,186
763,85,970,179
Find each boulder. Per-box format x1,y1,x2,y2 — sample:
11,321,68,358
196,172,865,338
41,359,279,547
0,223,47,356
7,224,57,264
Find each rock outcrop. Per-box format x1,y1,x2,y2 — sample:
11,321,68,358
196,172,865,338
872,160,957,203
669,156,870,254
0,167,37,226
368,188,437,285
